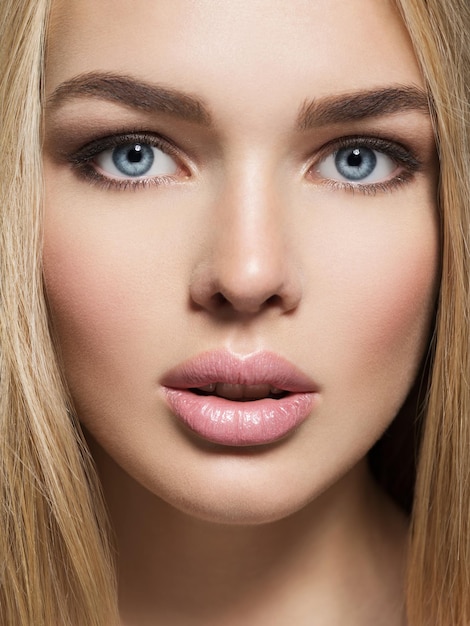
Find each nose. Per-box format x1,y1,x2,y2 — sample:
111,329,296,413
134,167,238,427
189,173,302,316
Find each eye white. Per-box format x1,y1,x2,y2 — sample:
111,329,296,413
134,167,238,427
95,143,178,179
317,146,397,184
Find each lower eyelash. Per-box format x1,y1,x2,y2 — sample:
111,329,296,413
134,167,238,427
67,132,422,193
311,135,423,194
67,132,186,191
321,169,415,196
73,162,180,191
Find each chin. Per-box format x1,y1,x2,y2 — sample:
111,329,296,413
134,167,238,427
138,452,340,527
162,486,314,526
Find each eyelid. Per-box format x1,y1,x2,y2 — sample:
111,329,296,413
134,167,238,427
307,134,423,193
67,131,191,188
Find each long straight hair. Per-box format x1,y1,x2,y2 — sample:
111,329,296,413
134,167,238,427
0,1,117,624
0,1,469,625
395,2,470,624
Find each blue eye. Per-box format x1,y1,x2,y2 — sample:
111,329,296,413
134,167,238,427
95,142,178,179
317,145,396,184
112,143,155,177
335,147,376,180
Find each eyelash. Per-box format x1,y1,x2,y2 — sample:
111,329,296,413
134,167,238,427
68,131,187,191
67,131,422,194
308,135,422,195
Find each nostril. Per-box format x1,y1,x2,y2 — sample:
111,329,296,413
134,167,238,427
213,292,228,306
206,290,289,315
265,294,283,308
189,256,302,315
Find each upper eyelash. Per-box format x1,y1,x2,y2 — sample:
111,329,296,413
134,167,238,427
309,134,423,194
67,131,186,190
67,131,423,193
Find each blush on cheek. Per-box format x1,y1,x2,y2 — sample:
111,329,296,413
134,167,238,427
346,241,437,389
305,201,438,399
43,232,135,381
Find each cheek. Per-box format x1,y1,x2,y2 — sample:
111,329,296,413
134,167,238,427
352,232,437,363
42,209,181,400
43,230,131,358
305,206,439,425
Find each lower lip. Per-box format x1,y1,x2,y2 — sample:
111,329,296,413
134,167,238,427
162,389,316,446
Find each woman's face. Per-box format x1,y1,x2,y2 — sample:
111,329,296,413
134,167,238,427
43,0,438,523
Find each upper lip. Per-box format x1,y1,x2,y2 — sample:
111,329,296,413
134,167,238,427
160,349,318,393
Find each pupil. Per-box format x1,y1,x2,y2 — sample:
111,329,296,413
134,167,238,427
347,149,362,167
128,145,143,163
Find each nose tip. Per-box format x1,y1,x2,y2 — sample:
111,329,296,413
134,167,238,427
189,242,302,316
189,170,302,317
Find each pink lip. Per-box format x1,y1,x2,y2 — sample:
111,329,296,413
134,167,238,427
161,350,318,447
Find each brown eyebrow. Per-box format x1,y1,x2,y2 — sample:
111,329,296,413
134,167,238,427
297,86,430,130
45,71,213,126
46,73,429,132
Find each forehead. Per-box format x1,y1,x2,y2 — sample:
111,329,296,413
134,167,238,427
46,0,423,119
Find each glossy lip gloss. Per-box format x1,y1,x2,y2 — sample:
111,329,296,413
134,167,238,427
161,350,318,446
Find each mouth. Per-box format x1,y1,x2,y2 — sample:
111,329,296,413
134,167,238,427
161,350,318,447
190,383,288,401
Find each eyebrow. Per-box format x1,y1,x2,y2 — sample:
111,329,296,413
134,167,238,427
46,71,213,126
297,86,430,130
46,72,430,131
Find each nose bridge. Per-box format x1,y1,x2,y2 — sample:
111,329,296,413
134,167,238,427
190,156,302,314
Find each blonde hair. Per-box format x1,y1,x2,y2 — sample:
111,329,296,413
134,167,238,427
0,1,116,624
0,0,468,624
395,1,470,624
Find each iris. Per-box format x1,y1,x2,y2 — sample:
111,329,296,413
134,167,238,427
112,143,155,177
335,147,377,181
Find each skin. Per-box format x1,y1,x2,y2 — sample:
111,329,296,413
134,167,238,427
43,1,438,624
